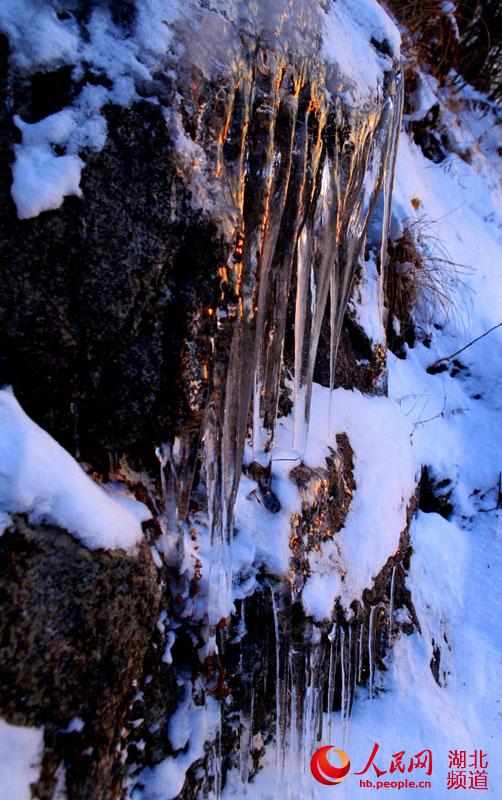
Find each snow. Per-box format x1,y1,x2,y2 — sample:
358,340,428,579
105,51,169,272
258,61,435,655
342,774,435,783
0,388,150,551
205,381,416,621
0,511,12,537
301,387,416,617
0,719,43,800
12,139,83,220
184,361,416,625
61,717,85,734
0,0,181,218
323,0,400,106
351,255,386,345
0,3,80,70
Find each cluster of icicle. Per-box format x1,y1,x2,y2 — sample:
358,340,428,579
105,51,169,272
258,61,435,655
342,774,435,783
233,574,399,799
160,48,404,630
153,22,404,800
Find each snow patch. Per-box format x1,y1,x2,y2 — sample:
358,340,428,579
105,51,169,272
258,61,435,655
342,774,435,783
0,0,181,219
0,718,43,800
0,388,150,551
12,136,83,220
323,0,400,106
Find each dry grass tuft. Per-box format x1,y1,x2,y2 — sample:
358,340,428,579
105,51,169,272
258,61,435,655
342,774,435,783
384,0,502,105
385,216,472,353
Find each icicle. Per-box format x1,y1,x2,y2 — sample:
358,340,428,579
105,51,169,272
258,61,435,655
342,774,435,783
357,619,365,684
293,224,312,455
155,445,169,518
312,674,323,749
238,598,253,788
368,606,376,700
340,627,346,722
388,565,397,645
251,68,316,465
286,639,310,800
212,707,222,800
347,625,354,718
375,72,404,337
303,660,314,777
328,268,337,439
203,400,233,632
288,677,298,796
293,160,337,456
304,631,324,780
270,586,287,794
327,623,338,743
239,688,254,787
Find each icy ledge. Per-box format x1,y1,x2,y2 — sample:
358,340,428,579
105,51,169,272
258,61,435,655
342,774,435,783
0,388,150,551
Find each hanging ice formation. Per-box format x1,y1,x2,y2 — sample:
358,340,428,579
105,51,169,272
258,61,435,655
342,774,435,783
157,1,404,632
225,587,402,796
147,0,405,795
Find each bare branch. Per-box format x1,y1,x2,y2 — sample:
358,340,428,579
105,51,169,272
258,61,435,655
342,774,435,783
427,322,502,371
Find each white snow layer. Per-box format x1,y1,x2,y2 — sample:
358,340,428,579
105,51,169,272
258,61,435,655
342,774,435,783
0,388,150,550
12,113,84,219
0,719,43,800
323,0,399,106
0,0,398,219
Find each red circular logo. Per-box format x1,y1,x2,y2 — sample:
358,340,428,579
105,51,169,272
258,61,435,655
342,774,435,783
310,746,351,786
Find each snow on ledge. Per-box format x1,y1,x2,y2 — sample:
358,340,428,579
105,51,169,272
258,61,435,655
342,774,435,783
0,718,43,800
0,388,150,551
11,112,90,219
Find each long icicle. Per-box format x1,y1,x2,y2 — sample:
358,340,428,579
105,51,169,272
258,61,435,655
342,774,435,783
327,623,338,743
388,565,397,645
340,627,346,725
368,606,376,700
357,609,365,684
270,586,286,794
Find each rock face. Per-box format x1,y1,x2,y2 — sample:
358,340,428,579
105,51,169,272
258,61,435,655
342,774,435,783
0,91,225,463
0,2,413,798
0,516,161,799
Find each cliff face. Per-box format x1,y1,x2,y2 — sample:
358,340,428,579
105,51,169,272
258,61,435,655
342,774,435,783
0,2,440,799
0,518,161,800
0,0,401,459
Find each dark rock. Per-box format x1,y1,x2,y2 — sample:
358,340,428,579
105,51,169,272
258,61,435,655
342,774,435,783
430,639,442,686
246,462,281,513
418,466,453,518
407,104,449,164
0,81,227,465
314,301,387,394
427,361,449,375
0,516,161,800
289,433,356,598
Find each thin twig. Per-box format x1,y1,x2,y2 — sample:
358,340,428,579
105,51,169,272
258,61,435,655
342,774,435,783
479,472,502,513
428,322,502,369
